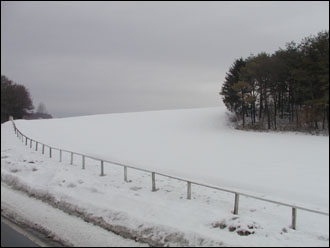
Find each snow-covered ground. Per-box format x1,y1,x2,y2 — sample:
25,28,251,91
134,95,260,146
1,183,148,247
1,106,329,246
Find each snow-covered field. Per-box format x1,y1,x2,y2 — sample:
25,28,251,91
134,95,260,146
1,106,329,246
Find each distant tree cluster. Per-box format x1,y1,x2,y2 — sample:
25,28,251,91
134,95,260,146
1,75,34,123
220,31,329,133
1,75,52,123
26,102,53,120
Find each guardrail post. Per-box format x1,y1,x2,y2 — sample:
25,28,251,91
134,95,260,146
124,166,128,182
151,172,156,192
8,120,330,226
71,152,74,165
291,208,297,230
234,193,240,215
187,181,192,200
100,160,105,176
82,155,85,169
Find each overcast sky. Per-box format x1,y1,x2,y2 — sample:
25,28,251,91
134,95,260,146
1,1,329,118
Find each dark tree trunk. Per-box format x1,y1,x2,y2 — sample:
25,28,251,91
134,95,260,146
296,105,300,129
322,106,326,130
274,101,277,130
259,88,263,121
242,105,245,128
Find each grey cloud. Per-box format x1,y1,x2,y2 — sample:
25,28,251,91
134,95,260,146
1,1,329,117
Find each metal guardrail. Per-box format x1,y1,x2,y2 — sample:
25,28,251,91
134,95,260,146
9,117,329,230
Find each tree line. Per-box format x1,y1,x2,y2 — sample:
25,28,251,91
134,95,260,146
1,75,52,123
220,31,329,133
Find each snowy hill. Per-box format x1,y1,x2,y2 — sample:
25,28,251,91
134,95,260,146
1,106,329,246
11,106,329,209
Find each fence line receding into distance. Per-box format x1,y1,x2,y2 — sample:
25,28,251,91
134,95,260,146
8,116,329,230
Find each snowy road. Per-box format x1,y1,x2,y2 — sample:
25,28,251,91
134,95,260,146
1,218,40,247
1,183,148,247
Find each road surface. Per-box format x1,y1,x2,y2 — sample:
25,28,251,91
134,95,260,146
1,217,41,247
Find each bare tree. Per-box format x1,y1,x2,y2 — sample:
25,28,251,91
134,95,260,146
36,102,48,114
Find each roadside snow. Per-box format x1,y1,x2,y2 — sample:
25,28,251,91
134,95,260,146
1,107,329,247
1,183,148,247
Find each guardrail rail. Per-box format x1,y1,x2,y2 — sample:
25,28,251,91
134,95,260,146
8,116,329,230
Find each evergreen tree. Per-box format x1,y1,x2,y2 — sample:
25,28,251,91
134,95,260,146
220,31,329,133
220,58,246,113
